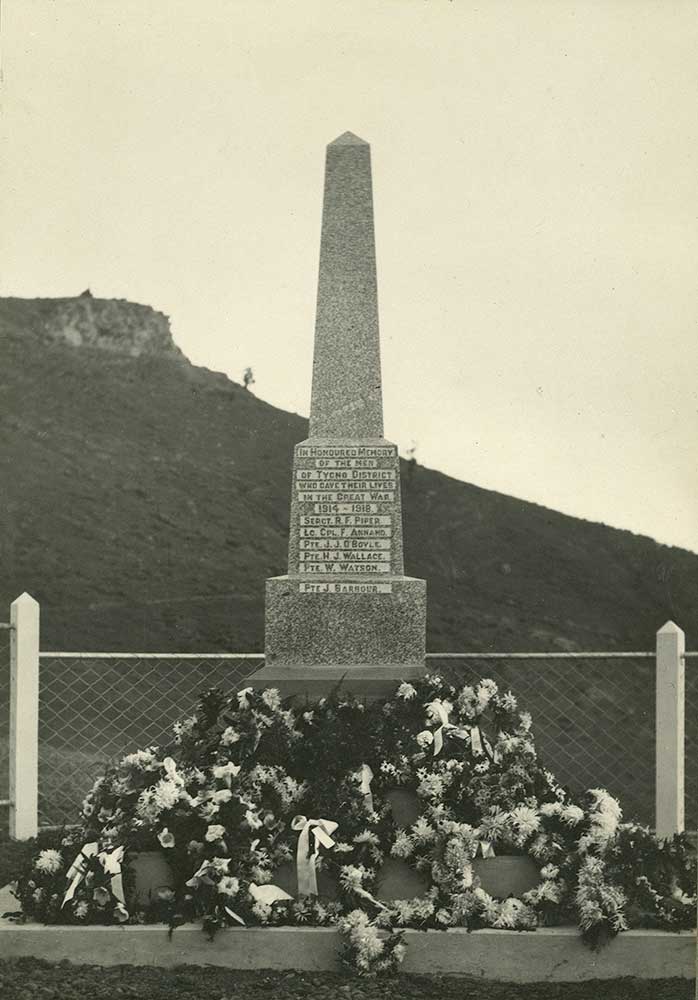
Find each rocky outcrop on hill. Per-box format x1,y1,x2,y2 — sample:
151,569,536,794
41,293,186,360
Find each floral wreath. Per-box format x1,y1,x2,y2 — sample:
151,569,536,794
8,676,696,974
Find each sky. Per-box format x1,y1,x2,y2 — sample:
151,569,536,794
2,1,697,553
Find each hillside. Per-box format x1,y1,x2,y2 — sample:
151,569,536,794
1,295,696,654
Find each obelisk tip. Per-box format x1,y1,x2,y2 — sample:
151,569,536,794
329,131,369,146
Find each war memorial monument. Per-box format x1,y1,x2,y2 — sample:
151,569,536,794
251,132,426,697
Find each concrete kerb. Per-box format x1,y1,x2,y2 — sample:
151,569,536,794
1,885,694,982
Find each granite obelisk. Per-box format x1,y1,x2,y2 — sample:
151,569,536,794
253,132,426,696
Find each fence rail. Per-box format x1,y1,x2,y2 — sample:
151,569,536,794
1,593,695,839
39,652,265,659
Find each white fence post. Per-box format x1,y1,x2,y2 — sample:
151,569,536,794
9,593,40,840
655,620,685,840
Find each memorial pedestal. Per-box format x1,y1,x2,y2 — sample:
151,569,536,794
256,573,426,698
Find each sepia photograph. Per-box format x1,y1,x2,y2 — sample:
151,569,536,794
1,2,696,997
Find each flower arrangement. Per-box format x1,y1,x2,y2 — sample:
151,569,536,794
8,676,696,974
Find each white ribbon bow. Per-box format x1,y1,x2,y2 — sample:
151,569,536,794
359,764,374,814
422,700,469,757
63,843,126,916
291,815,338,896
469,725,500,762
249,882,293,905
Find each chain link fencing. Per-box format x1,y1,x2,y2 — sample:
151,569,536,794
685,654,698,831
19,648,698,831
427,653,698,830
37,654,262,827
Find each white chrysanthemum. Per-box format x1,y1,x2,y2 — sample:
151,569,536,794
588,788,622,819
416,730,434,748
540,864,559,880
252,900,272,922
560,804,585,826
411,816,437,844
461,861,474,889
417,772,445,799
500,692,517,712
583,789,622,848
153,779,179,811
221,726,240,746
493,897,533,929
135,789,161,823
353,829,380,847
518,711,533,732
396,682,417,700
390,830,414,859
281,775,307,805
334,841,354,854
251,866,273,884
478,808,509,842
528,834,551,859
539,880,562,903
476,679,497,712
122,748,158,770
339,865,368,891
509,805,541,839
456,685,477,719
35,849,63,875
261,688,282,711
429,802,448,821
578,898,604,929
479,895,500,925
540,802,562,818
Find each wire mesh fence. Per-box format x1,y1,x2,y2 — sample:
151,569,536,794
426,653,698,830
37,654,262,827
21,648,698,831
685,655,698,831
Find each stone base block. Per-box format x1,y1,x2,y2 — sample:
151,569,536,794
246,661,425,700
264,574,426,669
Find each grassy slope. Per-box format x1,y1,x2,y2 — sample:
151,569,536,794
1,296,696,655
